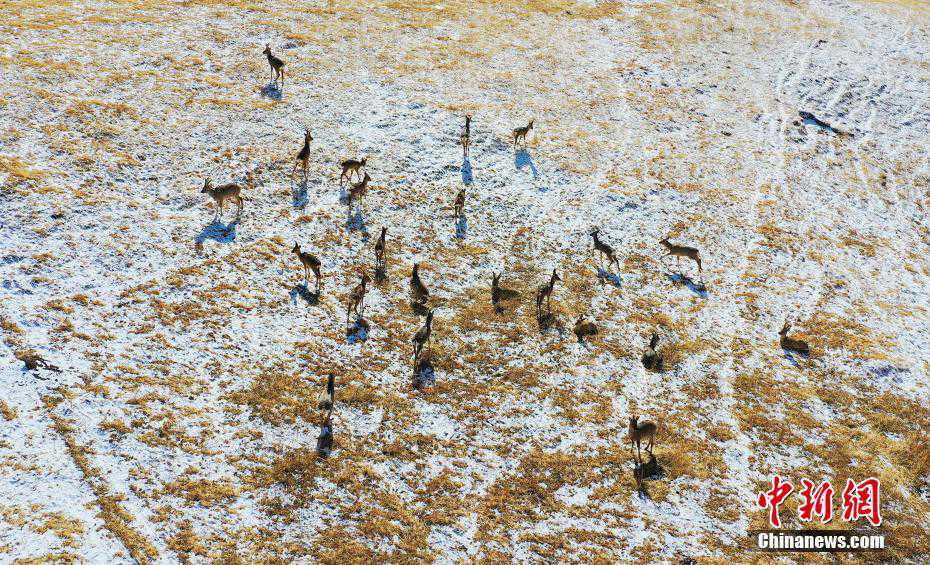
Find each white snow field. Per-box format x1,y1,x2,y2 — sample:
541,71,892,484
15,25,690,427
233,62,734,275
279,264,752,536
1,0,928,562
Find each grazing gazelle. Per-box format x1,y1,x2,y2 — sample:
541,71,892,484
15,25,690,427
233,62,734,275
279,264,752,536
412,310,434,360
660,237,702,275
573,315,598,343
591,228,621,272
628,416,657,462
316,410,333,457
317,374,335,411
347,172,371,212
410,263,429,306
201,178,244,219
374,227,387,272
263,44,285,86
346,272,371,322
453,187,465,219
513,119,534,148
340,157,366,186
291,128,313,182
536,268,561,313
779,320,810,356
292,242,321,292
460,114,471,158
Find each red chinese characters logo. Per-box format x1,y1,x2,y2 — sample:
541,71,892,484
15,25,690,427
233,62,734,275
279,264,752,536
757,476,881,528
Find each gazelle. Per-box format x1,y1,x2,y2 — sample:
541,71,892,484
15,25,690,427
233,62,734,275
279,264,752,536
291,129,313,182
346,272,371,322
573,315,598,343
642,332,661,371
779,320,810,356
660,237,702,275
628,416,657,462
374,227,387,272
347,172,371,211
453,187,465,219
412,310,434,360
513,119,534,148
263,44,285,86
317,374,335,411
292,242,321,292
460,114,471,158
410,263,429,306
201,178,244,219
340,157,366,185
536,268,561,313
590,228,621,271
491,272,502,312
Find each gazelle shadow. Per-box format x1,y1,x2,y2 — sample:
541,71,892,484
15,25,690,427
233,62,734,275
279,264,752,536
632,453,665,500
461,157,473,185
411,301,430,316
346,208,369,237
782,350,805,368
413,352,436,390
455,215,467,240
515,149,538,178
374,265,388,283
665,272,707,298
537,310,564,335
196,218,239,245
289,284,320,306
346,317,370,344
260,82,282,100
292,176,309,209
596,268,622,288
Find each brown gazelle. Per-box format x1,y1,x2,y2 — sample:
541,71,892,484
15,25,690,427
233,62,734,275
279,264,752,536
460,114,471,158
536,268,561,313
317,374,335,411
779,320,810,356
263,44,285,86
642,331,661,371
591,228,621,272
292,242,321,292
573,315,598,343
410,263,429,306
660,237,702,275
374,227,387,272
453,187,465,219
201,178,244,219
513,119,534,148
628,416,657,462
292,129,313,182
491,272,502,312
412,310,434,360
348,172,371,211
346,272,371,322
340,157,366,186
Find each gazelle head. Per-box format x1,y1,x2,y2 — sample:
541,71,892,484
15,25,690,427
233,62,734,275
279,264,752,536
528,119,534,130
263,44,272,56
425,310,434,325
412,262,419,276
780,320,791,336
360,272,371,285
304,128,313,142
492,272,500,286
590,228,600,237
292,242,300,254
201,179,212,193
629,416,639,428
380,226,387,237
551,269,561,283
359,157,367,167
659,237,670,246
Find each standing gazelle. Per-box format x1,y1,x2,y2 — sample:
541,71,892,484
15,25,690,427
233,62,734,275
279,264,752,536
491,272,502,313
347,172,371,212
292,242,321,292
628,416,657,463
263,44,285,86
513,119,534,148
201,178,244,219
460,114,471,158
536,269,561,314
453,187,465,219
412,310,434,360
340,157,366,186
410,263,429,307
591,228,621,272
292,128,313,182
660,237,702,275
346,273,371,322
374,227,387,273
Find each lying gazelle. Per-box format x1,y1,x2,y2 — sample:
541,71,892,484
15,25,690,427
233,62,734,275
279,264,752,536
340,157,366,186
590,228,621,272
513,119,534,148
202,178,244,219
412,309,434,360
460,114,471,158
291,128,313,182
536,268,561,314
292,242,321,292
410,263,429,307
573,315,598,343
660,237,702,275
779,319,810,356
263,44,285,86
317,374,335,411
347,172,371,212
374,227,387,273
453,187,465,219
628,416,657,463
346,272,371,322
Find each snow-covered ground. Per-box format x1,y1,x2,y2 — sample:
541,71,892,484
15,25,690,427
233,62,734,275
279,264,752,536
1,0,928,561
